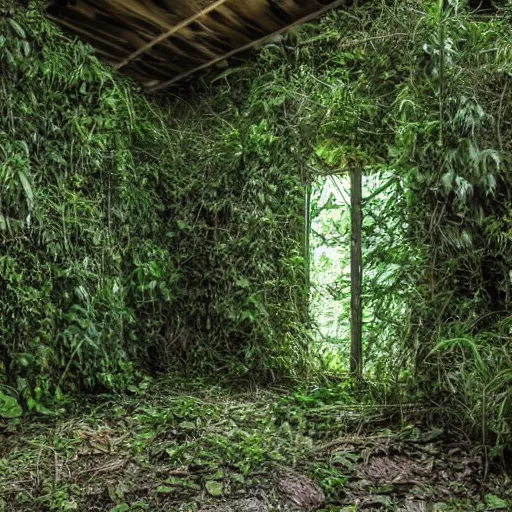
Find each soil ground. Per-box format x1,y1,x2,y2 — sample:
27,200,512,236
1,378,510,511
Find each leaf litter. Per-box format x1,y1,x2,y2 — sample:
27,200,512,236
0,380,510,511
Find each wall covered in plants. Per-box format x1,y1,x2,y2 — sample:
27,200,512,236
0,1,311,410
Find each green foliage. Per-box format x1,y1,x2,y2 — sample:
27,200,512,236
1,3,144,403
390,0,512,453
207,0,512,454
0,2,310,405
251,0,512,453
2,0,512,458
0,390,22,419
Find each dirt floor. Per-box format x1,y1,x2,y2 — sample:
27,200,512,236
1,379,510,511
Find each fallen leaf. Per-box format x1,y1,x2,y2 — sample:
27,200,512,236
206,480,223,497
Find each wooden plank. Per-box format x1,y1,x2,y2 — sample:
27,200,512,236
115,0,231,70
304,182,312,307
47,14,180,79
147,0,349,92
350,165,363,379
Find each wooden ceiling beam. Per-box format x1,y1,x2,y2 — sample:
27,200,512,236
48,0,353,89
147,0,349,92
115,0,231,71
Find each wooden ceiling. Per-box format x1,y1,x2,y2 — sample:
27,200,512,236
47,0,349,92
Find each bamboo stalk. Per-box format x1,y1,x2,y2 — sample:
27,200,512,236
147,0,350,92
115,0,231,70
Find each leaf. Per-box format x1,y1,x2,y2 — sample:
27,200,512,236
484,494,508,509
441,171,453,193
8,20,26,39
18,170,34,210
230,473,245,484
210,469,224,480
164,477,201,491
372,496,393,507
205,480,223,497
419,427,443,442
156,486,175,494
110,505,129,512
131,503,149,511
332,453,357,472
0,392,22,419
107,486,125,502
35,402,55,416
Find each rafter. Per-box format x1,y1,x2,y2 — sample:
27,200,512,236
115,0,231,71
147,0,350,92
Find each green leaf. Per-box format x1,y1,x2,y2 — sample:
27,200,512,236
211,469,224,480
419,427,444,442
484,494,508,509
8,20,26,39
332,453,357,472
18,170,34,210
131,503,149,511
163,478,201,491
179,421,196,431
36,402,55,416
205,480,223,497
156,486,175,494
230,473,245,484
110,505,129,512
0,392,23,419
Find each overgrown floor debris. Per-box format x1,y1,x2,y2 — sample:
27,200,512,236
1,380,510,511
